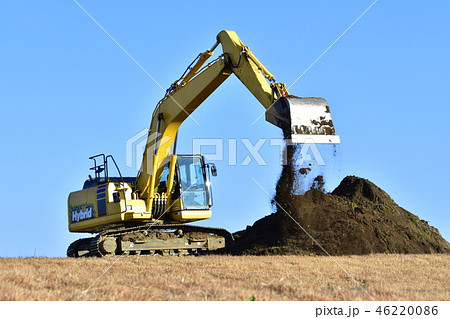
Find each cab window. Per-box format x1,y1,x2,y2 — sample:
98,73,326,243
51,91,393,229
177,157,208,209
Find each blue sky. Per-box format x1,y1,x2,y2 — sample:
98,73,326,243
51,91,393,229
0,1,449,257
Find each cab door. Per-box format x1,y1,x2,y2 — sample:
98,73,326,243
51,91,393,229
176,156,210,210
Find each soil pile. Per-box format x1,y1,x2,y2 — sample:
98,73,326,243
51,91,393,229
229,150,450,255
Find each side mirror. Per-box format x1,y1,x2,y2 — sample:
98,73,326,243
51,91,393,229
210,164,217,177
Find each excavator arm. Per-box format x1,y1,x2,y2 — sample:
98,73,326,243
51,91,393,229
136,30,339,208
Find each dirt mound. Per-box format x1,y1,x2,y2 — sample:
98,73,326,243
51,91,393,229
229,175,450,255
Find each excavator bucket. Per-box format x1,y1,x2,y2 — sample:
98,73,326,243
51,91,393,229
265,96,340,144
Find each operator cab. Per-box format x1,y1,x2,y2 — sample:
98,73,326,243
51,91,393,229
177,156,209,209
158,155,216,211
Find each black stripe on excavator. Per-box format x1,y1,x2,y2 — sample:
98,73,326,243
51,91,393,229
97,185,107,192
97,199,106,216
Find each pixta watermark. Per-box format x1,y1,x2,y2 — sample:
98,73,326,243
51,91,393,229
126,129,326,171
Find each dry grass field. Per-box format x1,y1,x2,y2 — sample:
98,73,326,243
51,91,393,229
0,254,448,301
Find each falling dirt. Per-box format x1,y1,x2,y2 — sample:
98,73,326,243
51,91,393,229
229,143,450,255
299,167,311,175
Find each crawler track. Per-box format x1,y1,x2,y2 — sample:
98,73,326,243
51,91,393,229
67,238,92,257
67,224,233,257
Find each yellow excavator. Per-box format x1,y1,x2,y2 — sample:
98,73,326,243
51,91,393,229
67,30,340,257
